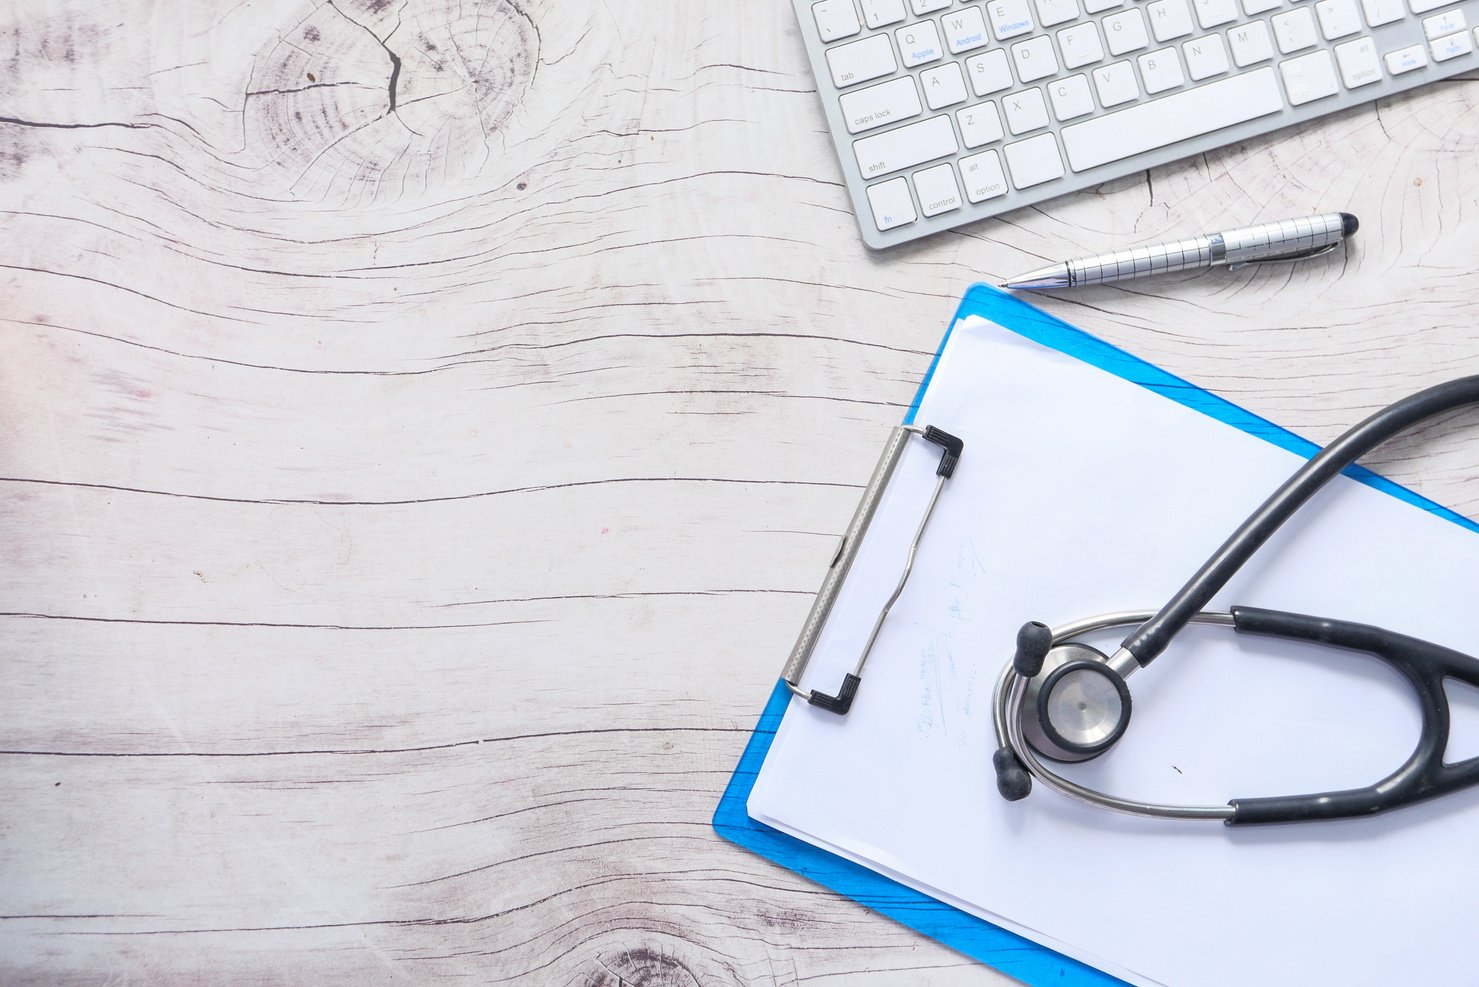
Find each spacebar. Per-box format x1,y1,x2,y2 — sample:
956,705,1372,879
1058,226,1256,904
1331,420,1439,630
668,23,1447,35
1060,68,1284,173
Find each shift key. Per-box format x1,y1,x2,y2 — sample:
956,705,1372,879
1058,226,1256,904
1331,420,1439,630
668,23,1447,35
853,115,959,179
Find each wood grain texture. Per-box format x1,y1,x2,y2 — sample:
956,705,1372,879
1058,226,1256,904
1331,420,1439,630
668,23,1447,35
2,0,1477,982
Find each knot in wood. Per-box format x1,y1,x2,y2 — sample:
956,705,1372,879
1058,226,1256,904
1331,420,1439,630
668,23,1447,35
585,937,795,987
592,946,705,987
244,0,538,201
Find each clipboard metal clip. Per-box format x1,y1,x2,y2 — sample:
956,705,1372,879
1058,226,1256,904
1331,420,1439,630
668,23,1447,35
780,423,964,715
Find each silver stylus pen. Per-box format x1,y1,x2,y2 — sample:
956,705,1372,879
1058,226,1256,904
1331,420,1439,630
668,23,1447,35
999,213,1359,290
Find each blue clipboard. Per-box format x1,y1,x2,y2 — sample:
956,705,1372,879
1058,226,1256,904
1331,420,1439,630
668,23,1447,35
712,284,1478,986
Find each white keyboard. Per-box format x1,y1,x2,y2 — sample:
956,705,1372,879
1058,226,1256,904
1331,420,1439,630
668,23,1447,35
794,0,1478,248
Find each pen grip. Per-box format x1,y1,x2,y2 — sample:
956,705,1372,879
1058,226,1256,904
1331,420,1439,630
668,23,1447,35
1067,236,1213,287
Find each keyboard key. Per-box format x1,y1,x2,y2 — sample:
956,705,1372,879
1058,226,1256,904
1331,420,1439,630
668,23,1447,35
1384,42,1427,72
960,149,1009,200
922,62,970,107
1104,9,1151,55
1061,65,1282,170
914,162,964,215
860,0,909,28
813,0,862,42
1184,32,1230,77
1058,22,1106,67
866,177,917,230
986,0,1037,38
826,34,898,87
1316,0,1363,38
838,76,923,133
1242,0,1282,14
1035,0,1082,26
1003,86,1050,132
1410,0,1460,14
1012,35,1061,80
1138,46,1186,91
1192,0,1240,28
1004,133,1066,187
966,49,1016,93
944,6,994,50
1423,9,1467,37
1430,29,1474,58
1360,0,1405,24
958,101,1006,146
1272,8,1319,51
1148,0,1196,41
897,20,945,65
1092,59,1141,105
912,0,953,11
1279,49,1339,102
1334,36,1382,85
853,114,959,178
1229,20,1274,64
1048,73,1096,118
1084,0,1124,12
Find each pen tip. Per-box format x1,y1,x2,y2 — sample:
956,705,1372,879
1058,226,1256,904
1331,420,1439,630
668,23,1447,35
1340,212,1359,237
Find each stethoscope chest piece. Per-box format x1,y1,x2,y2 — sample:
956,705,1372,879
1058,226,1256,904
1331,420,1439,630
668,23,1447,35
1020,641,1131,763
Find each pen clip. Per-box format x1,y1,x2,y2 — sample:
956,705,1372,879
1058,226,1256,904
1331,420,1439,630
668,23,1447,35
1227,241,1339,271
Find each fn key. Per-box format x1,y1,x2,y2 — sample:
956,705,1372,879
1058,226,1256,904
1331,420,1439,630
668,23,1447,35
866,177,917,231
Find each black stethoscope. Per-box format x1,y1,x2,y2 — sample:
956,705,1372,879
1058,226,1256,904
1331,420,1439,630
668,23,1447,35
992,376,1479,825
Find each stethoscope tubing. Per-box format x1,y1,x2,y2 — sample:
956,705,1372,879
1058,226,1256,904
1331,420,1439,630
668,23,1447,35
1122,376,1479,670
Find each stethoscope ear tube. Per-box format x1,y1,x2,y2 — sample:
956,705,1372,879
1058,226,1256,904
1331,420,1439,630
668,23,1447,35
1119,376,1479,672
1225,606,1479,825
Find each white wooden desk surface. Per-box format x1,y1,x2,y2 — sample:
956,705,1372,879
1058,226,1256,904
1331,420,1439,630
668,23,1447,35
2,0,1477,983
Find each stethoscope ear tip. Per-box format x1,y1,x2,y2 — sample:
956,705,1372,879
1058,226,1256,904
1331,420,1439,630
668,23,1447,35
993,745,1033,801
1014,621,1053,678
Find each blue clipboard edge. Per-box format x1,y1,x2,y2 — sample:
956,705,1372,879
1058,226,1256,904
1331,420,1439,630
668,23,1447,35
713,283,1479,986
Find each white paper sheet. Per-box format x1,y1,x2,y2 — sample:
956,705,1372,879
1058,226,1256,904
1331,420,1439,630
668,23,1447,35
749,315,1479,987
